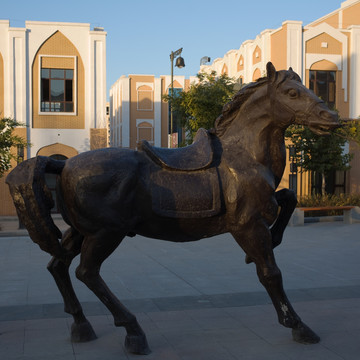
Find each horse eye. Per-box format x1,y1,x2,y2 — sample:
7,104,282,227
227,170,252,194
288,89,298,98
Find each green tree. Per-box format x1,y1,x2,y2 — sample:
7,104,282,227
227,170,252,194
0,117,29,177
336,118,360,145
285,122,353,194
163,71,238,145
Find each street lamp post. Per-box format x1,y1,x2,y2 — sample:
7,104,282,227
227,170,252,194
200,56,211,66
169,48,185,148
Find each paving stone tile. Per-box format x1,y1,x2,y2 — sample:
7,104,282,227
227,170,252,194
271,342,345,360
1,222,360,359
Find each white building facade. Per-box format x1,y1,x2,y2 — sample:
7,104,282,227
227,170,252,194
0,20,107,158
199,0,360,196
0,20,107,215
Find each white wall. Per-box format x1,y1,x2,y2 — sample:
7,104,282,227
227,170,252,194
0,21,107,157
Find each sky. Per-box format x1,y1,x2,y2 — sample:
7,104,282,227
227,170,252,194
2,0,344,96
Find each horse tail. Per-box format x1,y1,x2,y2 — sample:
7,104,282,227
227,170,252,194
6,156,65,258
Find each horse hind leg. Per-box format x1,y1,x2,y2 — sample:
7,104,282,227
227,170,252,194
271,189,297,248
245,189,297,264
233,223,320,344
47,227,97,342
75,230,151,355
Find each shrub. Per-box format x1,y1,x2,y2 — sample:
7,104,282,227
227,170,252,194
297,193,360,207
296,193,360,217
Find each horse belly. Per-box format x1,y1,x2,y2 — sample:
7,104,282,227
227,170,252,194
135,215,227,242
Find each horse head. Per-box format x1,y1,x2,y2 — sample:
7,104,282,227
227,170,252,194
266,62,340,134
213,63,339,139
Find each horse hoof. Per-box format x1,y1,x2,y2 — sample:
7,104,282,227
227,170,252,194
125,334,151,355
71,320,97,343
292,323,320,344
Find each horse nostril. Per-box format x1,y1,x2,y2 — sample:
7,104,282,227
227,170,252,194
319,110,338,121
319,111,328,118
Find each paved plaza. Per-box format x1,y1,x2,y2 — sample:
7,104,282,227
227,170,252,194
0,219,359,359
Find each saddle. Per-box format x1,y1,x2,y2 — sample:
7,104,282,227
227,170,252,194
139,128,213,171
140,129,221,218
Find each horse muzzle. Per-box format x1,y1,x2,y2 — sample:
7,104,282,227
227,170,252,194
298,104,340,136
311,109,340,135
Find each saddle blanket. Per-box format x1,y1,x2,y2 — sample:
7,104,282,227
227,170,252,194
150,168,221,218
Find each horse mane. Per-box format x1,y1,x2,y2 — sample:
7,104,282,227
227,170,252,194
211,77,267,136
211,69,299,137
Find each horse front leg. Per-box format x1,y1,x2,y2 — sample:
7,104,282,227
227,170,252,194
233,221,320,344
47,227,97,342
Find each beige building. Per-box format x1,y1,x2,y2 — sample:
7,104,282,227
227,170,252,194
199,0,360,197
0,21,107,215
109,74,197,149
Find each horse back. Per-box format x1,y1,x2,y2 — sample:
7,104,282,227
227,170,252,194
57,148,142,229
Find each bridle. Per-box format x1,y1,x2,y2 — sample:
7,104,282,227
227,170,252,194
267,72,323,127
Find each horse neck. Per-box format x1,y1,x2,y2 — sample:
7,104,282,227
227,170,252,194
220,100,287,186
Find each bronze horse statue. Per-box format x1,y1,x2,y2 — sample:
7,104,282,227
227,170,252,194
6,63,339,355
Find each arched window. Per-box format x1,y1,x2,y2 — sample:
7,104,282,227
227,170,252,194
252,68,261,81
137,85,153,111
237,55,244,72
253,46,261,65
32,31,85,129
309,62,337,109
136,120,154,147
309,71,336,109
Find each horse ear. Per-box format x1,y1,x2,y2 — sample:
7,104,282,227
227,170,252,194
289,67,293,71
266,62,276,82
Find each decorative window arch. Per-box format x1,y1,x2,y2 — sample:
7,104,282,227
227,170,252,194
304,23,347,101
221,64,228,75
252,68,261,81
32,31,85,129
167,79,183,91
136,120,154,147
253,46,261,65
36,142,78,158
137,84,153,111
237,55,244,72
310,59,338,71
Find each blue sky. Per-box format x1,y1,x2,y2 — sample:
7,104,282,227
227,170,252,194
3,0,343,95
